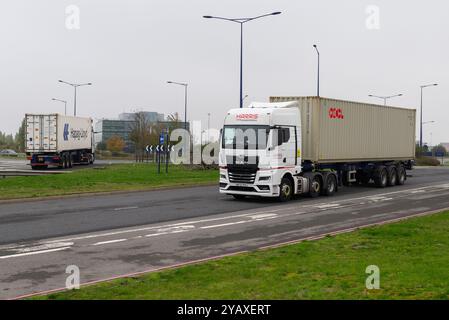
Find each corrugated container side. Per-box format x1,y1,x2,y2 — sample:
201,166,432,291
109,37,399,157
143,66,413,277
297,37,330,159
270,96,416,163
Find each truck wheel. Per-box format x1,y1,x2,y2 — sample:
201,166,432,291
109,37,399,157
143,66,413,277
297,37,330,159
373,166,388,188
68,154,73,168
232,194,247,200
387,166,397,186
279,177,293,202
322,174,337,196
309,176,322,198
63,154,68,169
396,166,406,185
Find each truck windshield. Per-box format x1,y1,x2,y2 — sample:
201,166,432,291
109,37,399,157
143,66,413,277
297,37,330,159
222,125,270,150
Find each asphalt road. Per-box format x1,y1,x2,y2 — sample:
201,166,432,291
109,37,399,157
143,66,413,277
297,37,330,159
1,167,449,299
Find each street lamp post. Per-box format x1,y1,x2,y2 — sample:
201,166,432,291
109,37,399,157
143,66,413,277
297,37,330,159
368,93,403,106
51,98,67,115
313,45,320,97
419,83,438,149
58,80,92,116
167,81,188,131
203,12,282,108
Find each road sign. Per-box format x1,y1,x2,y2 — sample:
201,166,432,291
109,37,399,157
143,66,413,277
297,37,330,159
159,133,165,145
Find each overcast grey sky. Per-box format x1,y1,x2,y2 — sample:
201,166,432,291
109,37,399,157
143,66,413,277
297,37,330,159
0,0,447,145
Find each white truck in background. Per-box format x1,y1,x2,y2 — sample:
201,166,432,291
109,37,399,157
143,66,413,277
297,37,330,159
25,114,95,169
219,97,416,201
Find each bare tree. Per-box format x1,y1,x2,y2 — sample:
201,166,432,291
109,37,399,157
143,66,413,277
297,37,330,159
129,112,151,162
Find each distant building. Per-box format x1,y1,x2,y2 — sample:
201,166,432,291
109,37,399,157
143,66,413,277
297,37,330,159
118,112,164,122
95,119,134,152
95,112,188,152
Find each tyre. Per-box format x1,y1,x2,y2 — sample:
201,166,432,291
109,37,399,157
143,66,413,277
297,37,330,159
309,175,322,198
387,166,397,186
279,177,293,202
322,174,337,196
373,166,388,188
396,166,406,185
63,154,67,169
232,194,247,200
68,153,73,168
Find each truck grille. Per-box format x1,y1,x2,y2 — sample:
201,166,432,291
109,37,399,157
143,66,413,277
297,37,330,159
228,172,256,184
228,165,258,184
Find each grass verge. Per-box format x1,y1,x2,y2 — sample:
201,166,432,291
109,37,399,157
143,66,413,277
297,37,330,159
34,210,449,300
0,164,217,200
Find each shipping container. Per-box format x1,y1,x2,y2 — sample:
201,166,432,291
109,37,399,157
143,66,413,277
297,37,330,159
25,114,95,169
26,114,93,153
269,96,416,163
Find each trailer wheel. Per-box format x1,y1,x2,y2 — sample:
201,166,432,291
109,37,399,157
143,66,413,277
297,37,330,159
63,154,68,169
396,166,406,185
322,174,337,196
373,166,388,188
279,177,293,202
387,166,397,186
68,153,73,168
309,176,322,198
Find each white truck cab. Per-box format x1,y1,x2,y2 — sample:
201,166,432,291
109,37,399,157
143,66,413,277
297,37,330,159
219,101,315,201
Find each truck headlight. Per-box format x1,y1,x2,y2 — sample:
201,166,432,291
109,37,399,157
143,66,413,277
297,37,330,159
220,174,227,180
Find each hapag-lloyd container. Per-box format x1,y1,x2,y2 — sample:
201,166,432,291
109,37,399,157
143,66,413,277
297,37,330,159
25,114,93,153
269,96,416,163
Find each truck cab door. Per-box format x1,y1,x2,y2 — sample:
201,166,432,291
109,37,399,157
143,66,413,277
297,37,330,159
271,127,295,167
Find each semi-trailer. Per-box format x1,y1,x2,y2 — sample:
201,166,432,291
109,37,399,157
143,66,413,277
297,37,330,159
219,96,416,201
25,114,95,169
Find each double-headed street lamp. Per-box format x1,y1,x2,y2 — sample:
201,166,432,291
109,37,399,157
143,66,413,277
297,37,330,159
51,98,67,115
420,83,438,148
368,93,403,106
203,12,282,108
167,81,188,131
313,45,320,97
58,80,92,116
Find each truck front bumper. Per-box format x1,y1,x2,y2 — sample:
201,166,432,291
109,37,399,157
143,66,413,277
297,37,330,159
219,183,279,197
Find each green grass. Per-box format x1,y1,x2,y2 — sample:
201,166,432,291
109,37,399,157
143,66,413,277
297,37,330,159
35,211,449,300
0,164,217,200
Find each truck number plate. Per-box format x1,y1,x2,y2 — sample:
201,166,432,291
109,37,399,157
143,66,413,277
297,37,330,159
234,183,251,187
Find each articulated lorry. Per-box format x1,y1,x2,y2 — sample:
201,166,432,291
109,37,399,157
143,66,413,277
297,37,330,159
25,114,95,169
219,97,416,201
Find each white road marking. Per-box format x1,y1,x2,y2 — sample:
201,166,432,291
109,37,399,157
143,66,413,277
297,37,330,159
249,213,278,220
200,220,248,229
114,206,138,211
145,232,168,237
92,239,127,246
14,242,74,253
315,203,341,209
0,247,70,259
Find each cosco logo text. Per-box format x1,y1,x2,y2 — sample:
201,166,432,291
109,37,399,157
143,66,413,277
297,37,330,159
329,108,344,119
